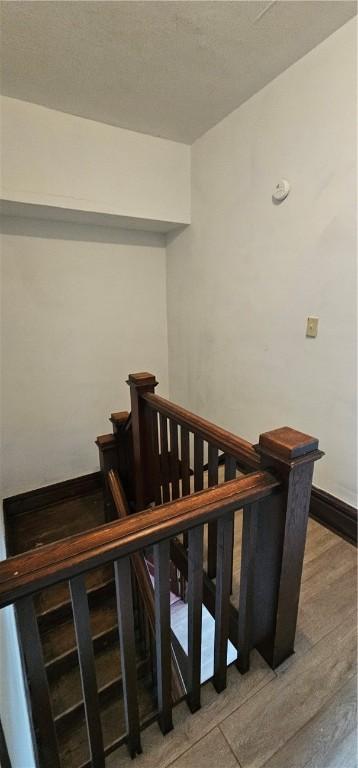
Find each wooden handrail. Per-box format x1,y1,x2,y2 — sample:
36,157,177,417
0,471,279,608
142,392,261,469
3,371,323,767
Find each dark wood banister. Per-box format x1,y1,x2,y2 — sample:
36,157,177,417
110,469,186,702
0,471,278,608
1,371,324,768
142,392,261,469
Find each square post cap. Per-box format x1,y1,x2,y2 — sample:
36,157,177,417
110,410,129,425
257,426,323,465
95,433,117,450
127,372,158,389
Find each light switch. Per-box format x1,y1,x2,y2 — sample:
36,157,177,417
306,317,319,338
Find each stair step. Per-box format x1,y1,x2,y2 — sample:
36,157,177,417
54,657,150,734
35,564,113,617
37,575,115,631
42,594,118,670
11,491,105,555
50,640,121,718
58,668,156,768
50,638,149,720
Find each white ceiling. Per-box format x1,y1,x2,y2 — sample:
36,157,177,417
1,1,356,144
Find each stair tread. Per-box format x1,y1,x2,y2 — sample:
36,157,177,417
52,647,151,722
41,594,118,663
35,564,114,617
12,491,105,555
50,641,121,718
58,671,155,768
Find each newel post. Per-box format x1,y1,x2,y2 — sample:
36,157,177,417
127,372,158,511
95,434,119,521
251,427,323,669
96,412,130,520
110,411,133,502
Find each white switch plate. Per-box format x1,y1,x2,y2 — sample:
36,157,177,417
306,317,319,338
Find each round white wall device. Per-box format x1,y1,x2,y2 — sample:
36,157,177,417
272,179,290,202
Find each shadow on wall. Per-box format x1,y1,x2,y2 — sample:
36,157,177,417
0,214,166,248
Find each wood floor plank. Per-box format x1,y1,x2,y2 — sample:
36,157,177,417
165,727,240,768
286,565,357,663
106,652,274,768
301,526,339,569
260,675,357,768
320,727,357,768
220,614,356,768
301,537,356,591
271,530,357,667
301,537,354,584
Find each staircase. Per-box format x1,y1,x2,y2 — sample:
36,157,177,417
8,490,156,768
0,370,323,768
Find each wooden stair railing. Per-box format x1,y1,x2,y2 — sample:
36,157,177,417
99,371,323,670
1,371,323,767
0,470,279,768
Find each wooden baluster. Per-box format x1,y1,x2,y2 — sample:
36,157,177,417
0,718,11,768
131,565,140,639
194,435,204,492
114,558,142,757
16,596,61,768
170,538,239,647
69,575,105,768
213,511,234,693
253,427,323,668
187,525,204,712
127,372,158,510
180,426,191,497
225,455,237,594
150,410,162,505
136,587,146,658
170,421,180,499
170,562,179,596
237,502,259,673
180,571,186,600
207,444,219,578
153,540,173,734
224,454,237,481
180,426,191,548
160,414,170,503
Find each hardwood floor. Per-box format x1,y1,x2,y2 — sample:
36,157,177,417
107,516,357,768
7,487,357,767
